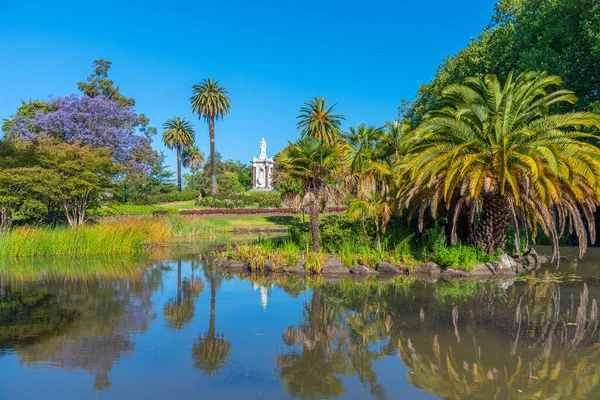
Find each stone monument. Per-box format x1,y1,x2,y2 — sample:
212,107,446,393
252,138,274,191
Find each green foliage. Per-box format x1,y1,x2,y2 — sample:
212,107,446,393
407,0,600,124
431,241,500,271
0,138,119,228
77,59,136,107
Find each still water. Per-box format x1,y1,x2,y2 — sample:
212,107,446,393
1,249,600,399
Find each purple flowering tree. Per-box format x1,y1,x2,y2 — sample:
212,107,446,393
9,94,157,172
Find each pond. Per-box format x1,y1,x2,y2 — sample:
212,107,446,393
1,248,600,399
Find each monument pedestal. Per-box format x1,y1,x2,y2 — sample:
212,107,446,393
251,138,275,191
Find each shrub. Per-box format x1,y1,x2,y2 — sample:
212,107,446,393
131,190,197,205
431,241,499,271
88,204,176,217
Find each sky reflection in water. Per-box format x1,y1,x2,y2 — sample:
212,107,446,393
1,251,600,399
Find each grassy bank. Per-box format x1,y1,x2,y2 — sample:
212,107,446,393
0,215,215,258
221,229,499,273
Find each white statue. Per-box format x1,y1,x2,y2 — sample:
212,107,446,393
259,138,267,159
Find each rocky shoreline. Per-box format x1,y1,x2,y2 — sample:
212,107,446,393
215,248,550,282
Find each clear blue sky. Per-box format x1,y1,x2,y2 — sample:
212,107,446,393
0,0,495,172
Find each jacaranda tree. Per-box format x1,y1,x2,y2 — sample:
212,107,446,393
6,94,156,172
401,72,600,260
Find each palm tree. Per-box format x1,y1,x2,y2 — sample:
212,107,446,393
182,146,205,191
296,97,345,145
377,120,412,161
343,124,392,194
401,72,600,259
162,117,196,192
190,79,231,196
276,138,347,251
348,190,393,251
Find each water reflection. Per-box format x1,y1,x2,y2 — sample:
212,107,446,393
0,253,599,399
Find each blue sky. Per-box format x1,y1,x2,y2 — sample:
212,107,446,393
0,0,495,172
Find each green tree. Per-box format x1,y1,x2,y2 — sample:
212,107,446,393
77,59,135,107
402,72,600,259
162,117,196,192
182,146,204,191
1,100,56,136
276,138,347,251
407,0,600,124
296,97,345,145
190,79,231,196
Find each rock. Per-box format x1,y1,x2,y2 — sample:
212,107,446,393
376,261,400,274
441,268,471,279
500,253,519,269
321,258,350,275
322,275,345,284
413,262,441,275
349,265,378,275
298,258,306,267
283,265,308,274
470,263,495,276
264,260,276,272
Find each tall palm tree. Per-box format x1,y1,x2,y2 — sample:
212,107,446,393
182,146,205,191
190,79,231,196
296,97,345,145
348,190,393,251
162,117,196,192
276,138,347,251
401,72,600,259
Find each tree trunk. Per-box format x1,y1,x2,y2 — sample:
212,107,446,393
309,197,320,252
191,169,195,191
177,145,182,192
177,260,182,306
375,223,381,251
209,280,216,337
209,118,217,196
468,192,510,254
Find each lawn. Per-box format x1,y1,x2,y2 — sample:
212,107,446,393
202,215,307,229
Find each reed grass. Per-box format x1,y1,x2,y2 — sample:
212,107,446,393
0,215,215,258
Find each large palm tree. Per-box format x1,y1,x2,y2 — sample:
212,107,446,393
401,72,600,259
162,117,196,191
190,79,231,196
276,138,347,251
296,97,345,145
182,146,204,191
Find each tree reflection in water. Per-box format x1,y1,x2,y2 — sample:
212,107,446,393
191,265,231,377
164,259,204,331
0,256,161,390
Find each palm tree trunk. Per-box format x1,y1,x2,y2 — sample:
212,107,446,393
309,197,320,252
177,146,182,192
468,192,510,254
191,169,195,191
375,222,381,251
209,117,217,196
177,260,182,306
209,280,216,337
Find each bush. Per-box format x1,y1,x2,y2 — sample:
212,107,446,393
431,241,499,271
239,192,283,208
130,190,198,205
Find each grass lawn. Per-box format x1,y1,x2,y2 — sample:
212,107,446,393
202,215,307,229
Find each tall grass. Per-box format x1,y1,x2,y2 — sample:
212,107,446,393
0,215,214,258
